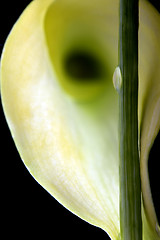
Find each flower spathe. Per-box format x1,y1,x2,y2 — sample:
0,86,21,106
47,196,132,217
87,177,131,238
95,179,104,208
0,0,160,239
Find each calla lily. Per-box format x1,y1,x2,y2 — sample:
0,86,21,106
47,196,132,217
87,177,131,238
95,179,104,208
1,0,160,239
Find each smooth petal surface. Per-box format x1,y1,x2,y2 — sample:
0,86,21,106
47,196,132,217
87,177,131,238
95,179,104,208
1,1,120,239
1,0,160,239
139,2,160,239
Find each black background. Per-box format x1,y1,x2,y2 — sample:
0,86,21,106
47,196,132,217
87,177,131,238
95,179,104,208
1,1,159,239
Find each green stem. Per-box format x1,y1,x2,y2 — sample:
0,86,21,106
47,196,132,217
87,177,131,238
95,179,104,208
119,0,142,240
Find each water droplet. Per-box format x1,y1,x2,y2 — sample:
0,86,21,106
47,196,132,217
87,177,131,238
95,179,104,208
113,66,122,93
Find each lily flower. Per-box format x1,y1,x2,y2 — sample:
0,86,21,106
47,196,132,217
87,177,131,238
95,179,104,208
1,0,160,239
